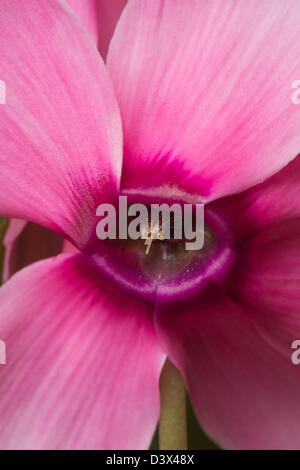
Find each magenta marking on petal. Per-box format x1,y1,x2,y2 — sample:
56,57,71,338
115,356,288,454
121,150,213,202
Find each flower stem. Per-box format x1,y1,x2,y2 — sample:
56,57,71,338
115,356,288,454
158,358,187,450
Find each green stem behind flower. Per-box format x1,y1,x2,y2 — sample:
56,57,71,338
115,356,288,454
159,358,187,450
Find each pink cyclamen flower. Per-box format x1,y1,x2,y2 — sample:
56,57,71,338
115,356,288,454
1,0,300,450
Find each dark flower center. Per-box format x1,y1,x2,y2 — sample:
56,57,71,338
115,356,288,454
89,200,235,304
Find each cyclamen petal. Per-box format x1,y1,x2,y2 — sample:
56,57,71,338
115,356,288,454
155,285,300,450
0,254,165,450
232,218,300,339
66,0,101,45
1,0,127,279
0,0,122,248
108,0,300,201
67,0,127,58
208,154,300,242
